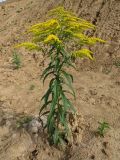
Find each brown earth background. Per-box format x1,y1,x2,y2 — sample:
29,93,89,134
0,0,120,160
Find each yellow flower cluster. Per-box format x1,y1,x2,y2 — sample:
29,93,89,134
73,33,106,45
16,7,105,59
68,21,95,32
49,7,95,31
44,34,61,44
49,6,73,18
72,49,93,60
63,16,79,22
30,19,59,30
88,37,106,44
73,33,88,43
29,19,60,36
16,42,40,51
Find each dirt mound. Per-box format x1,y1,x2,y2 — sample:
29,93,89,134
0,0,120,159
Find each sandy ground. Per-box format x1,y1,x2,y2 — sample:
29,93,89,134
0,0,120,159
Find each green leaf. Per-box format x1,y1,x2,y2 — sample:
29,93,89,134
41,88,51,103
40,100,52,114
61,70,73,82
55,58,61,72
58,59,66,72
58,105,65,123
48,46,55,55
58,105,68,131
41,62,54,79
61,71,75,98
47,80,58,127
48,116,55,135
61,92,76,112
53,128,59,144
40,110,50,117
63,89,76,99
41,77,55,102
66,60,76,70
64,81,75,98
61,47,69,58
43,71,54,84
52,79,62,102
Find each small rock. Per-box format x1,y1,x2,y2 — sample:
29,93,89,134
89,89,97,96
30,126,38,134
40,115,47,127
90,98,96,105
28,118,42,134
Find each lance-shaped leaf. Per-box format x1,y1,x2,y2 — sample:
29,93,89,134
41,62,54,79
61,70,75,98
61,91,76,113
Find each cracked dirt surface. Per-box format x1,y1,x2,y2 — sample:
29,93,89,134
0,0,120,159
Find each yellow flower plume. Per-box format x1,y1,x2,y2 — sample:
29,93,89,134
15,42,40,51
72,49,94,60
44,34,61,44
29,19,60,33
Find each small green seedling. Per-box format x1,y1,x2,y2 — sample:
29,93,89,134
16,116,32,128
113,60,120,68
97,121,110,137
29,84,35,90
12,52,21,69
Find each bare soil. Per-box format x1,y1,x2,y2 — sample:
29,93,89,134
0,0,120,160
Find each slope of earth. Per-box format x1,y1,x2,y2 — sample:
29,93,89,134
0,0,120,160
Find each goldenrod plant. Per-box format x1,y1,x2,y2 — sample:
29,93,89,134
16,7,105,145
